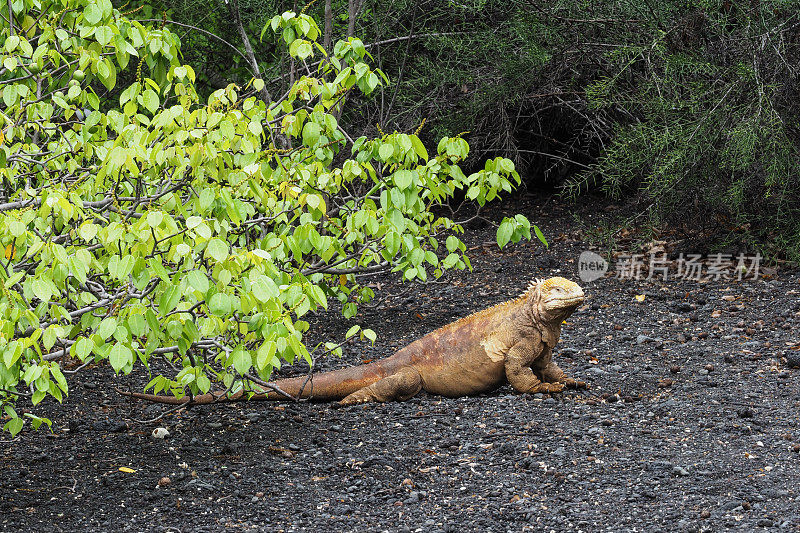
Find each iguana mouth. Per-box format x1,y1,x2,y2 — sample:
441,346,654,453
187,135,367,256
547,294,584,306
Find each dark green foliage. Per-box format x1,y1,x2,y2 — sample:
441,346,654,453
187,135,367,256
117,0,800,256
557,1,800,257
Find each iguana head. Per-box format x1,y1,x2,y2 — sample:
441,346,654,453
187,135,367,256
529,277,584,321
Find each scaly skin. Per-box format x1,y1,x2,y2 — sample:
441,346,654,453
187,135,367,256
120,277,587,406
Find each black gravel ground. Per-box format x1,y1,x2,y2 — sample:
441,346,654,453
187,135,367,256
2,194,799,532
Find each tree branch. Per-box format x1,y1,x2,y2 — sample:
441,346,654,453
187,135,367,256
226,0,271,104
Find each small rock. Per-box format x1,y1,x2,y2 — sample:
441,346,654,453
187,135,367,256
636,335,654,345
670,365,681,374
187,479,215,490
151,427,170,439
704,364,715,372
672,466,690,477
721,500,741,512
792,444,800,453
700,509,710,519
756,519,773,527
158,476,171,487
207,422,223,429
738,408,754,419
786,352,800,368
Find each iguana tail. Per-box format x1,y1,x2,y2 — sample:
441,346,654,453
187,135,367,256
117,360,393,405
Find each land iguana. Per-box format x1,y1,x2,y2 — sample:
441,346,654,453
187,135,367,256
121,276,587,406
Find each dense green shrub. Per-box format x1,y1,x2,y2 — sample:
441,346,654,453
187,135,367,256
123,1,800,253
0,0,537,435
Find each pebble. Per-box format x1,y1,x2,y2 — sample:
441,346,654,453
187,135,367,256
151,427,170,439
738,408,754,418
207,422,223,429
636,335,655,345
786,352,800,368
721,500,741,512
672,466,690,477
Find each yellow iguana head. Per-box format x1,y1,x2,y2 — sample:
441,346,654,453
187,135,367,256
529,277,584,320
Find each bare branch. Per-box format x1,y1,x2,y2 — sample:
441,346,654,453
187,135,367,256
226,0,271,104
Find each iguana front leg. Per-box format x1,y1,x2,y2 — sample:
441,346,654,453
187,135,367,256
505,341,564,394
542,362,587,390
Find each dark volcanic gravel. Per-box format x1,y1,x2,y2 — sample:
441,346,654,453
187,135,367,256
2,195,799,532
